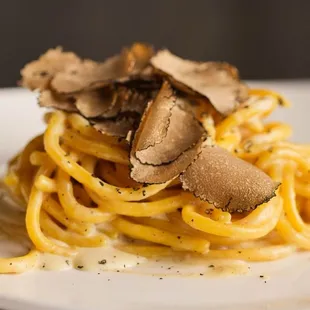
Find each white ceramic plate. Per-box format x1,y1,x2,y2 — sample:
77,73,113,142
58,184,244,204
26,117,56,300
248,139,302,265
0,82,310,310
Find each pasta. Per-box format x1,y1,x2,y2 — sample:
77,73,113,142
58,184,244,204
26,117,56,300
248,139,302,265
1,44,310,274
1,90,308,274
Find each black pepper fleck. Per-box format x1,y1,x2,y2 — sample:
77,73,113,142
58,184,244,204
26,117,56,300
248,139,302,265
278,97,284,106
77,265,84,269
98,259,107,265
208,265,215,268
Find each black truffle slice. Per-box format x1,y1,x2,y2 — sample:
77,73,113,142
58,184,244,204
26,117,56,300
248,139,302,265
20,47,81,91
130,139,204,184
38,90,77,112
51,43,154,94
150,50,248,115
74,88,118,118
93,116,138,138
119,89,151,115
130,81,206,183
180,142,278,213
134,82,204,165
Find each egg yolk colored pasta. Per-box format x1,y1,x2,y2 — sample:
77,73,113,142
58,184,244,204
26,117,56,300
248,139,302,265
1,90,308,273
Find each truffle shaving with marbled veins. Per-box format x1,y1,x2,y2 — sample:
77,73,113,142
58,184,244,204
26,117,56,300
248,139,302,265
180,143,278,213
130,81,206,183
39,90,77,112
21,47,81,91
130,137,205,184
74,88,118,118
21,43,278,213
133,82,204,165
150,49,248,115
75,87,151,121
51,43,154,94
93,116,138,138
119,89,151,115
82,87,150,137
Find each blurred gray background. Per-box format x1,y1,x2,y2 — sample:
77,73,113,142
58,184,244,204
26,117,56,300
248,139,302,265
1,0,310,87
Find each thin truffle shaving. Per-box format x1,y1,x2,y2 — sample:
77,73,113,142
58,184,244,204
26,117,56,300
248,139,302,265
39,90,77,112
134,82,204,165
130,81,208,183
180,143,278,212
93,116,138,138
76,87,150,120
130,137,205,184
21,47,81,91
151,49,248,115
74,88,117,118
51,43,154,94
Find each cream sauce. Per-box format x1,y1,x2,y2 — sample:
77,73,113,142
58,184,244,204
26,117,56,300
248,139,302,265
0,183,250,277
37,247,146,272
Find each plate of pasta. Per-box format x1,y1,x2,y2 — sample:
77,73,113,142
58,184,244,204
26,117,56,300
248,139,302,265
0,44,310,310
